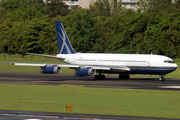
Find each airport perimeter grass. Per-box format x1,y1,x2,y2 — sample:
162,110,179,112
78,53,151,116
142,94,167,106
0,53,180,78
0,84,180,119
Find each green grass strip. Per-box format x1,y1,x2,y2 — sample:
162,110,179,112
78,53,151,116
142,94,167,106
0,84,180,119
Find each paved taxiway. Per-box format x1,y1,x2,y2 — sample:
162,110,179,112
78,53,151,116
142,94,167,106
0,72,180,91
0,110,179,120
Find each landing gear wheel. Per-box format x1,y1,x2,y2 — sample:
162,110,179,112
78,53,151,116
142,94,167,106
119,74,130,80
94,74,105,80
119,74,123,79
159,76,165,81
98,74,102,79
102,75,105,80
126,74,130,79
94,75,98,80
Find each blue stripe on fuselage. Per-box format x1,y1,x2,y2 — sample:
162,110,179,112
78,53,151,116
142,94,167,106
97,66,177,75
127,66,177,75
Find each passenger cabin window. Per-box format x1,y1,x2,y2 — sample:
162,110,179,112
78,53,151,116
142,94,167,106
164,59,175,63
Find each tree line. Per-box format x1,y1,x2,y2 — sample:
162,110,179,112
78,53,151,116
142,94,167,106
0,0,180,58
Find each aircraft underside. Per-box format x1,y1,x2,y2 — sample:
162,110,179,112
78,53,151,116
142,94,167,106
96,67,176,75
95,67,177,81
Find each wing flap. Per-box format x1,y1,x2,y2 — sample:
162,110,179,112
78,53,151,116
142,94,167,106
57,64,79,68
81,65,130,71
90,67,110,70
110,67,130,71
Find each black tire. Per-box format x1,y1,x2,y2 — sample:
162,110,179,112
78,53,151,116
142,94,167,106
94,75,98,80
127,74,130,79
98,75,102,80
102,75,105,80
119,74,122,79
159,77,165,81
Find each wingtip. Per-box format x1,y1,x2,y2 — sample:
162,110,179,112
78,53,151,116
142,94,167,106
4,62,15,65
26,53,34,55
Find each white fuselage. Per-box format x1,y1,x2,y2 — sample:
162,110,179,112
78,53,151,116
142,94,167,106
57,53,178,75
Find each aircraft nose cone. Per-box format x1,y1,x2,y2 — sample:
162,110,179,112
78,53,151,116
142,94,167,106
174,64,178,71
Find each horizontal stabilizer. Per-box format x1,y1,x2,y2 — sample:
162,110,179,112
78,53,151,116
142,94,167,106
26,53,65,60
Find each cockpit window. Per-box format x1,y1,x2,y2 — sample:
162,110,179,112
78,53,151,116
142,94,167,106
164,59,175,63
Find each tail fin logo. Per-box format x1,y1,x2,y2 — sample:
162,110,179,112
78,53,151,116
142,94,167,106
55,21,76,54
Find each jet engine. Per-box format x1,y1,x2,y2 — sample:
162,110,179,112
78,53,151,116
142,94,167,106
41,66,62,74
75,68,96,76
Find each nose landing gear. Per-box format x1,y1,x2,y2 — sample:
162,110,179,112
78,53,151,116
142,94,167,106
159,75,165,81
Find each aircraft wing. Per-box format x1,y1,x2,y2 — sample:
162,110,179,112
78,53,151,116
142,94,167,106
5,63,80,68
83,65,131,72
5,63,130,71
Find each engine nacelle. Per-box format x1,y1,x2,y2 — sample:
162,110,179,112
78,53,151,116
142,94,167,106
41,66,62,74
75,68,96,76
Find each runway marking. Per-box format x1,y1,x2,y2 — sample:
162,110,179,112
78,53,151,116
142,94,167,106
0,113,107,120
159,86,180,89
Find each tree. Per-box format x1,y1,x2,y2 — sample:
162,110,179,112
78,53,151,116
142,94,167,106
22,18,49,54
0,18,13,53
111,0,125,16
38,18,58,54
67,8,99,53
46,0,70,18
139,0,174,13
90,0,111,17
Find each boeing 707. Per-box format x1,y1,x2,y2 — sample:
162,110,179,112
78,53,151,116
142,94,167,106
6,21,178,81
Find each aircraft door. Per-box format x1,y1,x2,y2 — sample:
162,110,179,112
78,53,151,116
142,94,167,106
147,60,150,67
73,58,76,63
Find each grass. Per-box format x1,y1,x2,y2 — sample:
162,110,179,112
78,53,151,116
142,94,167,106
0,53,179,78
0,84,180,119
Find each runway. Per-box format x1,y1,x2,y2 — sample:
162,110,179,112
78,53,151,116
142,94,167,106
0,72,180,91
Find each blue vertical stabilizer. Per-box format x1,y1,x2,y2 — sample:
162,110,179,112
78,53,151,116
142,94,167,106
55,21,76,54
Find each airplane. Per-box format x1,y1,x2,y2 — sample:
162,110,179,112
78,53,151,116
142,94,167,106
5,21,178,81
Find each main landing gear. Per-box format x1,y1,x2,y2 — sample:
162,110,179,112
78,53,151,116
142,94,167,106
94,74,130,80
94,74,105,80
119,74,130,80
159,75,165,81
